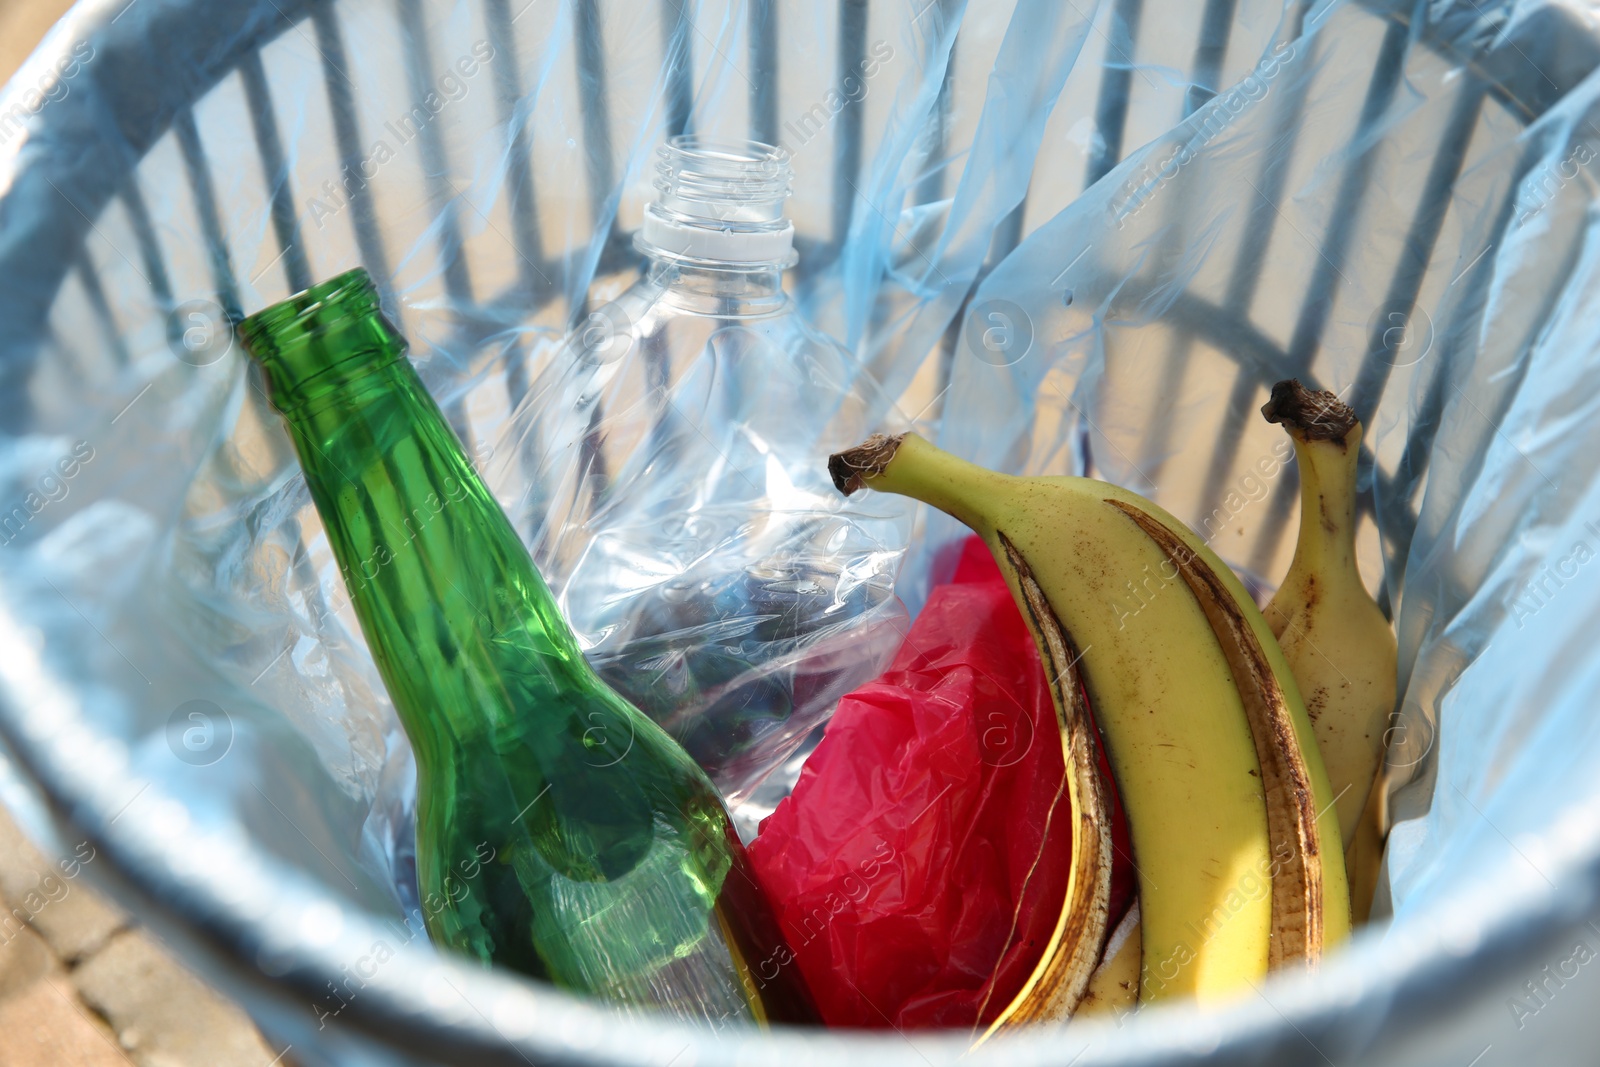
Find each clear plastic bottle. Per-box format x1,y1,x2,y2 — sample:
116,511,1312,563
508,137,910,803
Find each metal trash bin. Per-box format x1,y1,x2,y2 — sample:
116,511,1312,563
3,0,1600,1063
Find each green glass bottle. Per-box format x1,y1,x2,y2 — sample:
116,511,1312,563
239,269,817,1026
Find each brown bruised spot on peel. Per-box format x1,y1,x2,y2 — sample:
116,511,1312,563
829,433,907,496
980,533,1112,1036
1261,379,1357,445
1104,499,1325,971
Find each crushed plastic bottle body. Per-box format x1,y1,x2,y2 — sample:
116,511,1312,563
509,138,912,801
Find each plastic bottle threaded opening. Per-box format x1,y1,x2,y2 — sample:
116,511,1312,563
638,137,797,268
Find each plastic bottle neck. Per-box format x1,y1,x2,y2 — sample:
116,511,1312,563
644,259,789,316
635,137,796,313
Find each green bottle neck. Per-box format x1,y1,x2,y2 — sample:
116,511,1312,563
240,269,409,418
239,270,592,762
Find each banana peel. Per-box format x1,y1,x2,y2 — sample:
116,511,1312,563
830,433,1350,1033
1076,901,1142,1017
1261,379,1399,922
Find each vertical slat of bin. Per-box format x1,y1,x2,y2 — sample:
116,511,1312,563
233,41,322,622
1244,16,1411,578
1381,222,1506,524
915,26,956,209
1185,0,1236,116
662,0,696,138
939,32,1028,414
395,0,478,451
116,176,177,349
482,0,549,415
575,0,617,237
72,252,135,370
240,51,313,293
311,6,395,305
749,0,778,145
914,0,959,221
175,100,323,625
928,36,964,411
395,0,476,311
1375,137,1542,610
830,0,869,257
931,196,1030,433
571,0,618,500
173,108,242,317
241,47,332,636
1348,79,1487,424
483,0,546,294
1342,78,1485,606
1085,0,1144,186
1281,20,1410,376
988,203,1026,265
1184,24,1322,530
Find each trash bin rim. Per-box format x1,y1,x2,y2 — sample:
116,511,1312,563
2,0,1595,1062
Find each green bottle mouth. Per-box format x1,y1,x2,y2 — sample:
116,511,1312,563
238,268,407,413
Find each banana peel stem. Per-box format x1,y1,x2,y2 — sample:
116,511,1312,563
829,433,906,495
1285,429,1365,586
829,433,1004,532
1263,381,1364,587
1260,379,1357,443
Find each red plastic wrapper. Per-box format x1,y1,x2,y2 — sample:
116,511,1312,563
748,538,1132,1031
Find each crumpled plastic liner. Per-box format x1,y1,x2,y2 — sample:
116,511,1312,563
3,0,1600,1053
0,0,1286,931
748,537,1132,1030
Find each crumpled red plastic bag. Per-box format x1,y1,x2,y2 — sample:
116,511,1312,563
748,537,1131,1031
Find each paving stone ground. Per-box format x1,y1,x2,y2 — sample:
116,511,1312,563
0,5,306,1065
0,0,75,82
0,803,294,1067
